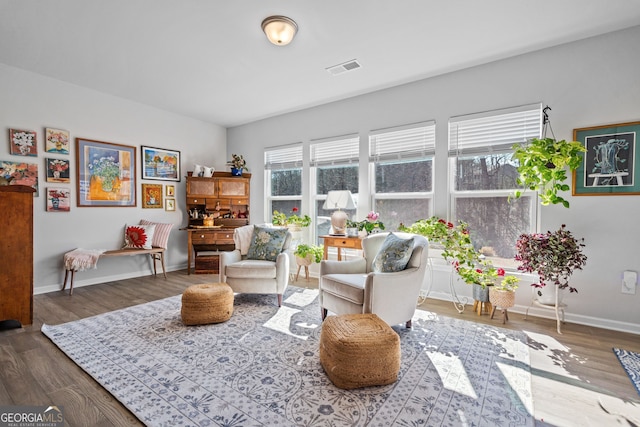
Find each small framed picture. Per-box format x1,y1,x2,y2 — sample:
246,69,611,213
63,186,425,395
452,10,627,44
46,158,71,183
142,183,163,208
165,184,175,197
46,187,71,212
572,120,640,196
141,146,181,181
45,128,70,154
9,129,37,157
165,198,176,211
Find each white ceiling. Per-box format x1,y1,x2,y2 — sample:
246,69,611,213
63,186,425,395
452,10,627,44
2,1,640,128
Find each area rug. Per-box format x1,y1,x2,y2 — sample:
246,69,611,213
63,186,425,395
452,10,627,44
42,286,533,426
613,348,640,395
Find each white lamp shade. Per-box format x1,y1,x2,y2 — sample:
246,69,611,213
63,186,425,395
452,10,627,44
323,190,355,234
322,190,356,210
261,16,298,46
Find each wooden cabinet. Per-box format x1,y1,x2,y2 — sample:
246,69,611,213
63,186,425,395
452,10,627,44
0,185,35,326
185,172,251,274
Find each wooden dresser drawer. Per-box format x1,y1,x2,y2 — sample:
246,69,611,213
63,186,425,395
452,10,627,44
213,231,234,244
191,232,216,245
333,237,360,248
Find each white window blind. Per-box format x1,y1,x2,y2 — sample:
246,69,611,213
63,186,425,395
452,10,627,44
369,121,436,162
449,104,542,156
265,143,302,170
310,135,360,167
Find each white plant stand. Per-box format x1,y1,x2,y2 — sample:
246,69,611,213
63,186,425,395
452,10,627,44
420,257,468,313
524,284,567,334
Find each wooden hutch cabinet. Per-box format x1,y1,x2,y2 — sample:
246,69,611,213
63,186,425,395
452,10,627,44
0,185,35,326
185,172,250,274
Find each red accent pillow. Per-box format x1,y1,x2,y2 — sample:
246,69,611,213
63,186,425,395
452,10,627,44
123,224,156,249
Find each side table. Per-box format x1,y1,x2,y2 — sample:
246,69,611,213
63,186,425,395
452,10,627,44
319,235,363,260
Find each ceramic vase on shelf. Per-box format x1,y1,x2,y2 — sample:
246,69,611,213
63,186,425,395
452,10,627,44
536,284,563,305
231,167,243,176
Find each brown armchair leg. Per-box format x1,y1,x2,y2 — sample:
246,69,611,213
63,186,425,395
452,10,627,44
405,319,412,328
321,308,327,320
277,294,283,307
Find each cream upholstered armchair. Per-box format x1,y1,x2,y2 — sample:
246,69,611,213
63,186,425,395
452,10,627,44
319,232,429,328
220,224,292,306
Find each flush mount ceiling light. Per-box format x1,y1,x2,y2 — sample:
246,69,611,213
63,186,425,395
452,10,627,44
261,15,298,46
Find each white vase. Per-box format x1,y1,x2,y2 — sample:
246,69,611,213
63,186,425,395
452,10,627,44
536,284,564,305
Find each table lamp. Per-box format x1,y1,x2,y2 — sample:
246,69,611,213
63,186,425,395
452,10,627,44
323,190,356,235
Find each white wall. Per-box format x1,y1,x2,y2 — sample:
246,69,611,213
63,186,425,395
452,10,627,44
228,26,640,333
0,64,227,294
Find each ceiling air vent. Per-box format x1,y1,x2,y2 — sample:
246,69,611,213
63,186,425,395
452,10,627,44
326,59,361,76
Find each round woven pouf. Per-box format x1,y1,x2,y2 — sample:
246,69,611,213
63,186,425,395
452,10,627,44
319,313,400,390
181,283,234,326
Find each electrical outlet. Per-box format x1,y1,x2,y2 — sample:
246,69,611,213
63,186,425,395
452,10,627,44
622,271,637,294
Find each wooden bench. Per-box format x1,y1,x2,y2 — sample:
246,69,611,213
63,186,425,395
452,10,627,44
62,247,166,295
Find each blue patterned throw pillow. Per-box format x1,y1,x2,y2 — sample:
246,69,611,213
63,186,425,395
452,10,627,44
246,226,288,262
372,233,414,273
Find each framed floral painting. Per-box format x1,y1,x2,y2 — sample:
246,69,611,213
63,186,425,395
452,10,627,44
165,184,175,197
46,187,71,212
9,129,37,157
0,160,39,195
165,198,176,211
141,146,180,181
46,158,70,183
142,183,163,208
76,138,137,207
45,128,70,154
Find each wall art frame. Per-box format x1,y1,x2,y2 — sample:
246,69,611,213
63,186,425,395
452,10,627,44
141,146,180,182
572,120,640,196
9,128,37,157
165,198,176,211
165,184,175,197
142,183,163,208
46,187,71,212
0,160,39,195
45,158,70,183
45,128,70,154
76,138,137,207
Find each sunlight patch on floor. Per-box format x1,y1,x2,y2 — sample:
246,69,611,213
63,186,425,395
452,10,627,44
496,361,535,415
427,351,478,398
263,305,309,340
284,288,319,308
524,330,583,379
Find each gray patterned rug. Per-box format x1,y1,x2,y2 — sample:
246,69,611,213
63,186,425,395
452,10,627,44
42,286,533,426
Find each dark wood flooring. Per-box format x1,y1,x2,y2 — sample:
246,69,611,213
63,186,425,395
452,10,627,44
0,270,638,426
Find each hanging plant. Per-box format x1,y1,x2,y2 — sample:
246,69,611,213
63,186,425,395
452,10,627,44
511,137,586,208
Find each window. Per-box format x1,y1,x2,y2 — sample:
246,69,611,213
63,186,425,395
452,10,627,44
369,122,435,231
265,144,303,220
449,104,542,266
310,135,359,240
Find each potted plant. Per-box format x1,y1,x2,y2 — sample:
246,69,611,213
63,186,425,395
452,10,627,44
349,211,385,236
227,154,249,176
293,243,324,280
511,137,586,208
515,224,587,304
272,207,312,231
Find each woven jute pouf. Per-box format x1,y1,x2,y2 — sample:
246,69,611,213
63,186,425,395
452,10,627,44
319,313,400,389
181,283,234,326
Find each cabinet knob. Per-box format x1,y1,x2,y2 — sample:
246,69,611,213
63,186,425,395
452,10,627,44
200,234,205,238
194,199,198,203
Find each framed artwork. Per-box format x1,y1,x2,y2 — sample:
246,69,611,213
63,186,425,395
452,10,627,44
142,183,163,208
165,184,175,197
9,129,37,157
45,128,70,154
46,187,71,212
76,138,136,207
46,158,71,183
141,146,180,181
0,160,39,195
165,198,176,211
572,121,640,196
